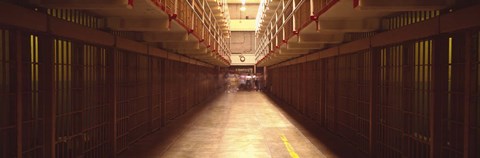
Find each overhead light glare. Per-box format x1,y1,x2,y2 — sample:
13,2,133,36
240,6,246,11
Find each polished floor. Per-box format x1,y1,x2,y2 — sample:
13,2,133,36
119,92,364,158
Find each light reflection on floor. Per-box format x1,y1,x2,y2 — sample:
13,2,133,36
119,92,357,158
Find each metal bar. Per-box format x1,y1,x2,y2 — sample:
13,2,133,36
310,0,314,16
370,48,380,156
147,48,152,133
14,29,23,158
161,58,166,127
301,62,306,114
109,46,117,157
431,35,448,158
174,0,178,15
463,31,473,158
41,34,56,158
319,59,325,126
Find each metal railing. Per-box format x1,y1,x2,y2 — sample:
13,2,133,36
151,0,231,62
254,0,337,64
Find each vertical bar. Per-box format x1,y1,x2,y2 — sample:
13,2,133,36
41,34,56,158
191,0,196,31
291,0,296,33
370,48,379,156
334,57,338,132
109,46,117,157
14,30,23,158
463,31,472,158
148,50,153,133
174,0,178,15
310,0,314,16
320,60,325,126
161,58,166,127
431,35,448,158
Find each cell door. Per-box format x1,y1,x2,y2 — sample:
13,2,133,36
54,39,110,158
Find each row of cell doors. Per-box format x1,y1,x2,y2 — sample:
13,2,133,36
1,29,113,158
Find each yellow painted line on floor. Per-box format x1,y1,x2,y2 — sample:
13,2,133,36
280,134,300,158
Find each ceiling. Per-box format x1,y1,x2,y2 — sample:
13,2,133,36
228,4,259,19
227,0,261,4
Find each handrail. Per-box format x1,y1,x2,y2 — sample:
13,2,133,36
151,0,231,62
256,0,285,37
256,0,290,46
254,0,337,64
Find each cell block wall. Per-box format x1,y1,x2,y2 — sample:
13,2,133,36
0,24,220,158
266,19,480,158
0,28,16,158
53,38,111,158
471,31,480,158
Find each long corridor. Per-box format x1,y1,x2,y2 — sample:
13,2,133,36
118,92,362,158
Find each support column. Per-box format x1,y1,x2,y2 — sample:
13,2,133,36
431,35,449,158
41,34,56,158
463,31,473,158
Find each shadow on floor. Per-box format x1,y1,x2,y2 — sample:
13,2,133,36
264,92,368,158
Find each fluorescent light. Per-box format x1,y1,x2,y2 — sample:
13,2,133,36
240,6,246,11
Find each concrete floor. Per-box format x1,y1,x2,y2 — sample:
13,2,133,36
119,92,365,158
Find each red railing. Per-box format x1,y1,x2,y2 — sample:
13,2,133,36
255,0,339,65
150,0,231,63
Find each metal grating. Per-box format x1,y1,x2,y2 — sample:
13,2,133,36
344,32,376,42
304,61,316,119
150,57,163,131
179,62,187,115
405,40,433,158
80,44,110,157
165,60,180,121
387,10,440,30
339,55,358,134
471,31,480,158
0,10,220,157
357,52,372,154
185,64,194,110
53,39,79,158
290,65,296,110
47,9,102,29
325,57,336,131
0,28,17,158
439,35,466,158
313,60,325,125
264,7,480,158
337,54,360,144
295,0,312,32
375,45,405,158
115,51,150,154
375,40,433,158
53,39,111,157
335,52,371,153
22,34,46,158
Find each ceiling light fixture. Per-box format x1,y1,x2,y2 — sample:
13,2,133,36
240,0,246,12
240,6,246,11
